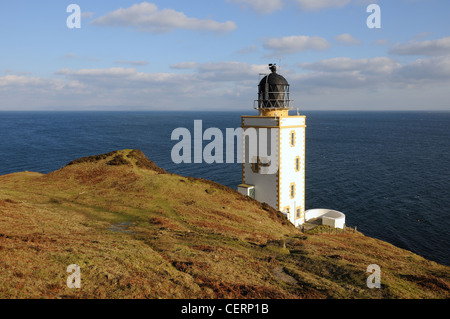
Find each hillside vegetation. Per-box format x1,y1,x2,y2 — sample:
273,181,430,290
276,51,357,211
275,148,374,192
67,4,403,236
0,149,448,299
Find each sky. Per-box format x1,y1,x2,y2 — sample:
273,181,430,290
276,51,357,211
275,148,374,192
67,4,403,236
0,0,449,111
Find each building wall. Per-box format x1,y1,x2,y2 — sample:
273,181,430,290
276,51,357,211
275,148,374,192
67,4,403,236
242,161,278,208
241,114,306,227
279,116,306,226
242,116,279,209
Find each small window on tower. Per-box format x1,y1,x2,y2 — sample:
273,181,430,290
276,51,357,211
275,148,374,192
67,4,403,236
290,131,296,147
295,156,300,172
290,183,295,199
296,208,301,219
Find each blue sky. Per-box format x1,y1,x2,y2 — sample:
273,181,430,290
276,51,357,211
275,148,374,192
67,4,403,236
0,0,449,111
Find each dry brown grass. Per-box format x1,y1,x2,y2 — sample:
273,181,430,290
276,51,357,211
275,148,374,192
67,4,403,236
0,149,449,299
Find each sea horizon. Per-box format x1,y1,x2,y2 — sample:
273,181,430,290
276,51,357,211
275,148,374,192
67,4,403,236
1,109,449,113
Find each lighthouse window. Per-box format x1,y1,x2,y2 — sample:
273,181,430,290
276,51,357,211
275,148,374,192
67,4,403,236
295,156,300,172
290,131,296,147
290,183,295,199
296,208,301,219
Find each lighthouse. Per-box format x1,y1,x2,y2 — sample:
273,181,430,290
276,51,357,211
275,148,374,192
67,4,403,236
238,64,306,227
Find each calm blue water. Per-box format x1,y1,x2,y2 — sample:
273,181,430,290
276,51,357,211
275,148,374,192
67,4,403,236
0,111,449,266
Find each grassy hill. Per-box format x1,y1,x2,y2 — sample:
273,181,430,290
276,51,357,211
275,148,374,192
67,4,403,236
0,149,448,299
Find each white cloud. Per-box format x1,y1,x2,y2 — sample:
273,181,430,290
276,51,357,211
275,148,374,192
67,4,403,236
2,57,449,111
170,62,200,70
395,55,450,81
0,75,62,89
50,63,267,109
115,60,149,66
172,61,268,82
300,57,399,74
56,67,137,78
54,67,185,91
293,57,400,94
372,39,389,46
227,0,284,14
293,0,351,11
334,33,362,46
263,35,331,56
194,61,268,81
91,2,236,33
229,0,372,13
81,11,95,19
389,36,450,56
236,45,259,55
295,55,450,92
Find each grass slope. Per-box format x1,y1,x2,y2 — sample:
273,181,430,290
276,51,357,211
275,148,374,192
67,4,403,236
0,149,448,299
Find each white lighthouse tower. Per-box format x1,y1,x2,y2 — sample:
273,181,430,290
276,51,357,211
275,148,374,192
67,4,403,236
238,64,306,227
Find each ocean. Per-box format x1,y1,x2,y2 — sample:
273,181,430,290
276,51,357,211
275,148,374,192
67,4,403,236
0,111,449,266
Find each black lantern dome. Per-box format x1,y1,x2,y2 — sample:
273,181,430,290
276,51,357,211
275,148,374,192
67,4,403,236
257,64,291,109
